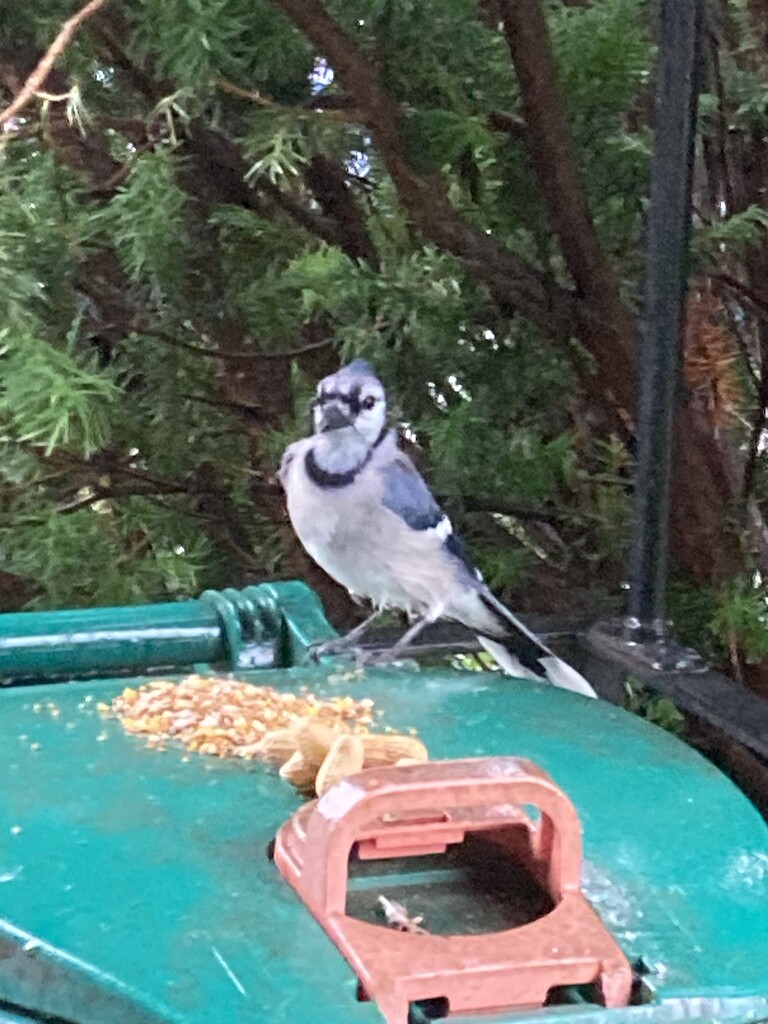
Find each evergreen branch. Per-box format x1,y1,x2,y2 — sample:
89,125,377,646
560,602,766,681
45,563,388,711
89,16,165,103
487,109,527,139
181,392,263,418
140,328,332,363
52,461,257,574
49,440,263,572
257,174,351,249
708,274,761,393
212,75,358,123
266,0,580,341
0,0,109,127
178,121,355,253
57,483,190,514
300,92,358,111
265,0,404,145
57,479,263,574
458,496,574,524
146,495,265,572
248,337,334,359
265,0,647,402
34,90,73,102
88,25,376,263
200,473,573,526
712,272,768,319
135,328,232,360
31,447,194,497
304,154,380,268
84,140,158,195
211,76,278,108
106,463,193,492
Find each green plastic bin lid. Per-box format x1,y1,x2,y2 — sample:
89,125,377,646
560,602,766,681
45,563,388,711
0,664,766,1024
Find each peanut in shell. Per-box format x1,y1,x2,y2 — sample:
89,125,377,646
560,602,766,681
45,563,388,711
315,734,365,796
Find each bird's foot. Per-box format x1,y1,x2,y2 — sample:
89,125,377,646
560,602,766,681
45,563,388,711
355,647,419,670
309,642,419,671
308,639,365,661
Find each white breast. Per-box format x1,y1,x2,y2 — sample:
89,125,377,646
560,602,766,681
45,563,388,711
281,439,464,618
282,443,387,601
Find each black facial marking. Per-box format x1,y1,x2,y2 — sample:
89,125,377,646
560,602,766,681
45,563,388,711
316,386,363,416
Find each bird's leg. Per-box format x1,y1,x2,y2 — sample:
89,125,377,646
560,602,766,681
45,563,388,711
358,607,441,666
334,607,385,647
388,615,433,651
310,607,384,658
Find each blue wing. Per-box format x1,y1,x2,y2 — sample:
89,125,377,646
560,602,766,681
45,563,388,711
380,454,481,580
380,453,443,530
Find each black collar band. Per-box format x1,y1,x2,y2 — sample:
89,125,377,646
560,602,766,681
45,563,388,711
305,425,389,489
372,423,388,451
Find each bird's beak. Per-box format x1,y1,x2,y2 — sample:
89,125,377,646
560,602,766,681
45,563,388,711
319,404,351,433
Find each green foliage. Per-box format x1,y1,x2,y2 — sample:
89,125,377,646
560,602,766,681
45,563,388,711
428,409,575,501
693,205,768,266
570,435,633,570
0,321,116,456
131,0,312,97
668,576,768,669
0,0,754,648
550,0,651,129
0,501,214,609
712,577,768,664
400,110,494,174
468,542,533,593
450,649,500,673
0,150,88,316
96,149,189,296
667,580,724,664
244,117,311,183
623,678,686,735
281,246,362,318
549,0,651,252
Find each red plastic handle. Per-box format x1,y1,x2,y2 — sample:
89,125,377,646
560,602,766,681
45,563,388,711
274,757,632,1023
304,756,582,915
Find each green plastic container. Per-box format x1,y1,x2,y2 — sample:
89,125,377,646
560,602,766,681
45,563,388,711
0,582,765,1024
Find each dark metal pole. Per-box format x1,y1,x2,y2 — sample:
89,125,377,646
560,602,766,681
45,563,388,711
625,0,703,636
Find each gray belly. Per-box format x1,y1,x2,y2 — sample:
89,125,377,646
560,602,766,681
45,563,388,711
286,471,377,593
284,465,427,612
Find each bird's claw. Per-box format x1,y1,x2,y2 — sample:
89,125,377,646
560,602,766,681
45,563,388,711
354,648,417,669
308,640,362,661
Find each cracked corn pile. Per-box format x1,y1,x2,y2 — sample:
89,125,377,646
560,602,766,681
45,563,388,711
99,673,377,759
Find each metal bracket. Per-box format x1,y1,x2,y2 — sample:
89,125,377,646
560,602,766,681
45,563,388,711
587,617,707,674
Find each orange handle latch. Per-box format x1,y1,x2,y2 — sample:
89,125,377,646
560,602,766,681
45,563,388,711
273,756,632,1023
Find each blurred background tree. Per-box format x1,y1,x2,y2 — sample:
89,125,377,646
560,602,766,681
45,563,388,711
2,0,768,689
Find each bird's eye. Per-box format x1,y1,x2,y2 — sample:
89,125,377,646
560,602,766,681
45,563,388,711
361,395,376,411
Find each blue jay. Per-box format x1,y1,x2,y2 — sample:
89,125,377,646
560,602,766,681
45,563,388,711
279,359,597,698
